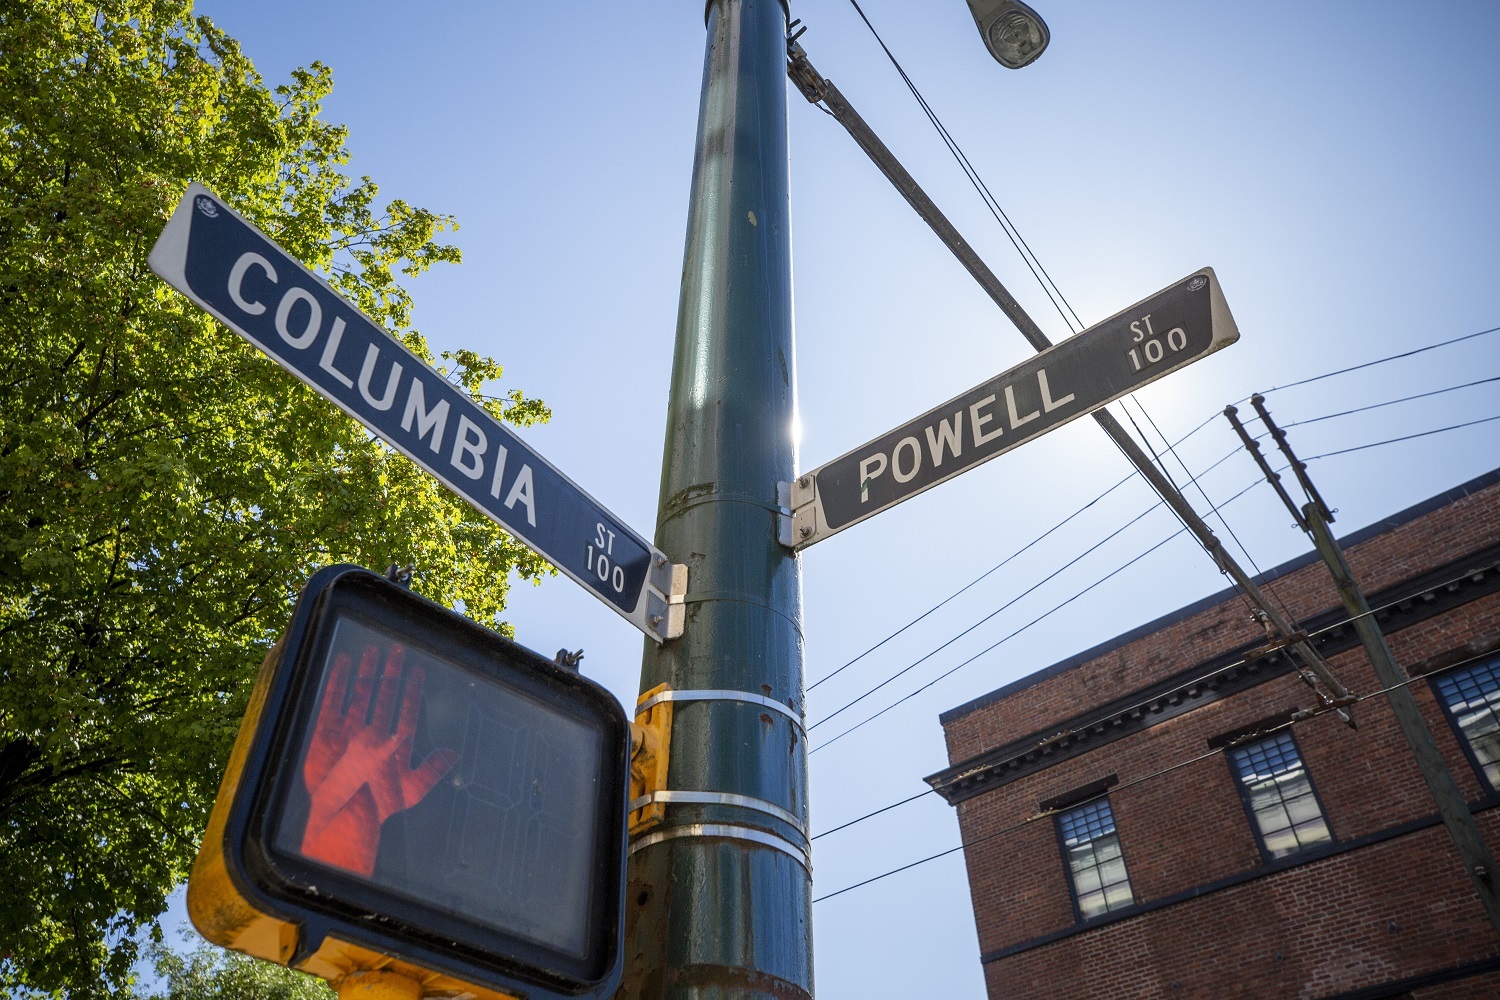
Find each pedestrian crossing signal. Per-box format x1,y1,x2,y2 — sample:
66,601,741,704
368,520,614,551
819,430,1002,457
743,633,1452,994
186,565,630,999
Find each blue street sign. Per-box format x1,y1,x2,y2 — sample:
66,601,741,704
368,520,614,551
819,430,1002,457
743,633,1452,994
150,184,684,641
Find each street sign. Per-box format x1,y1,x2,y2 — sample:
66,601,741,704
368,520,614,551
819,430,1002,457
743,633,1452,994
187,565,630,999
149,183,685,641
784,267,1239,548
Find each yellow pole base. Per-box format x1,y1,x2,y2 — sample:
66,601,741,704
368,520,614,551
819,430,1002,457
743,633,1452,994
336,970,423,1000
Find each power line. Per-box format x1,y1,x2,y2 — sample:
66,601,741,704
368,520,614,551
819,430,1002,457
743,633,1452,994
813,523,1188,754
809,499,1166,730
811,386,1478,742
806,400,1499,845
845,0,1084,334
1259,324,1500,395
809,469,1138,691
1307,413,1500,461
813,788,936,841
811,415,1237,693
811,475,1265,754
810,527,1184,753
1284,376,1500,428
811,564,1494,902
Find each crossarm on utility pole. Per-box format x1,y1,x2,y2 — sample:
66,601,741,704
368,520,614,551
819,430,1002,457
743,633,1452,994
787,41,1355,722
1242,400,1500,935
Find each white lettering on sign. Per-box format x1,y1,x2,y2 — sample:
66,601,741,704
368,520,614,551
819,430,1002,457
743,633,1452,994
859,453,886,502
970,394,1004,447
1127,312,1189,372
1004,384,1039,429
1038,369,1075,412
401,380,450,455
227,252,275,315
274,286,321,349
318,317,355,389
853,368,1077,504
358,345,402,410
220,247,546,533
925,411,964,467
451,415,488,481
587,523,625,593
504,465,537,527
891,437,921,484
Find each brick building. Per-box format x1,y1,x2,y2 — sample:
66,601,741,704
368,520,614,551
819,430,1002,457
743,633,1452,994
927,468,1500,999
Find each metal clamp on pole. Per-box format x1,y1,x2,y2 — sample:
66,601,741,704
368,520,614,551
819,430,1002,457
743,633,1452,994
629,823,811,872
629,790,809,839
634,687,806,735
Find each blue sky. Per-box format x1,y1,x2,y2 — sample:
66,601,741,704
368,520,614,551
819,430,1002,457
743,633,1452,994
170,2,1500,996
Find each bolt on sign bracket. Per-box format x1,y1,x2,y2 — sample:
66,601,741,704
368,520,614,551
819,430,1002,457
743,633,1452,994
629,684,674,835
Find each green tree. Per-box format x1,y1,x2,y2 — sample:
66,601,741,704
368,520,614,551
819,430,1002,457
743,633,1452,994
0,2,550,994
140,937,334,1000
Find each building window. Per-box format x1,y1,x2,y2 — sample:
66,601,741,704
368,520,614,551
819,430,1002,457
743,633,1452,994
1057,799,1133,919
1229,732,1332,860
1434,658,1500,790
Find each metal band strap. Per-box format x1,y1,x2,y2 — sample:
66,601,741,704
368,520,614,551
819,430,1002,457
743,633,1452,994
635,688,805,733
630,823,811,872
629,790,809,839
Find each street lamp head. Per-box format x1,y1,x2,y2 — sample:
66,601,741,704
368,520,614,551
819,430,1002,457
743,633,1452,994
965,0,1050,69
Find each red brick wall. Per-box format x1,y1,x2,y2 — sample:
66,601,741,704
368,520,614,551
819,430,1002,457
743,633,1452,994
944,478,1500,999
980,813,1500,1000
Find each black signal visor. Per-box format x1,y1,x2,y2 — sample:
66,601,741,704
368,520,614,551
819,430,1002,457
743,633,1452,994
220,565,629,998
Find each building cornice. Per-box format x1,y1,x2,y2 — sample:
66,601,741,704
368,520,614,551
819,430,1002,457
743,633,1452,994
926,541,1500,805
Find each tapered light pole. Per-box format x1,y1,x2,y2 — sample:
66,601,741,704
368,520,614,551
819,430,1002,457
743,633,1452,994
619,1,812,998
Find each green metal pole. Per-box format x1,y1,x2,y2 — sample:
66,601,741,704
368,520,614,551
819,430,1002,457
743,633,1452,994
619,1,811,998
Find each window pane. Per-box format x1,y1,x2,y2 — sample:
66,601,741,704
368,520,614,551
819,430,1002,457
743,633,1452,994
1077,890,1108,920
1103,882,1134,910
1231,733,1331,859
1058,799,1134,920
1437,660,1500,791
1072,865,1102,894
1262,827,1300,859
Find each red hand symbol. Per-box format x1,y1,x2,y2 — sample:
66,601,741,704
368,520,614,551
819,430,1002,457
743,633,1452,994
299,642,457,877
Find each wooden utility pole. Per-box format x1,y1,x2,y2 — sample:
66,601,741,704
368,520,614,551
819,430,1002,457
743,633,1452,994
1227,396,1500,935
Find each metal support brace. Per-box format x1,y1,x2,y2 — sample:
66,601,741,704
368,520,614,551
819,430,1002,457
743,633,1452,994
787,35,1356,725
646,557,689,641
634,687,806,734
629,685,673,834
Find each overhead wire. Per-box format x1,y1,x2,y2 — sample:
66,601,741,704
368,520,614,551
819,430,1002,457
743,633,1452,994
810,443,1248,750
809,498,1168,730
811,409,1240,692
810,473,1265,754
816,395,1500,839
841,0,1289,630
1307,412,1500,461
811,377,1485,744
815,403,1500,756
813,520,1191,753
844,0,1084,334
810,563,1500,902
1258,324,1500,395
1282,375,1500,428
808,468,1138,691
